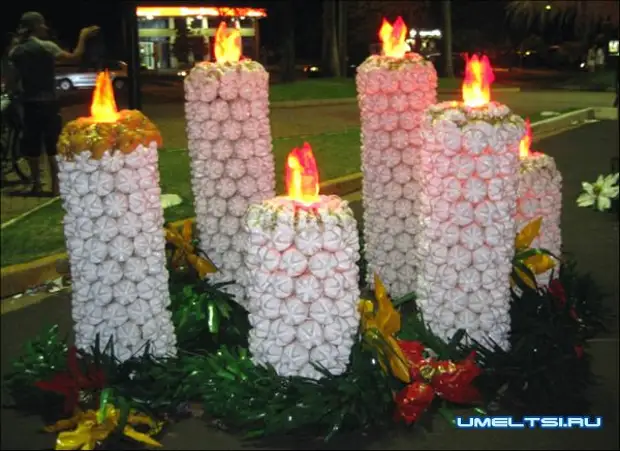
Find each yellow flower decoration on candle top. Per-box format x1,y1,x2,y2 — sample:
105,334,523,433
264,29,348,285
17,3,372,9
44,405,163,450
512,217,556,290
358,274,411,383
165,220,218,278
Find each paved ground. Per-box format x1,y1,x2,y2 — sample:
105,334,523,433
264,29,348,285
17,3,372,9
1,121,618,450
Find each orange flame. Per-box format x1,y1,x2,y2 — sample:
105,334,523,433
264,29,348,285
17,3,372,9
215,21,242,63
519,118,532,159
462,54,495,107
379,16,408,58
285,142,320,205
90,71,119,123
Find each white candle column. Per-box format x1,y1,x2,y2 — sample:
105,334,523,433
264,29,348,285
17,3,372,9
184,60,275,306
416,102,526,350
243,196,361,380
517,153,563,285
355,54,437,297
57,111,177,362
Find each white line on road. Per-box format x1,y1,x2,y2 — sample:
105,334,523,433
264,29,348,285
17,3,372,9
1,196,60,230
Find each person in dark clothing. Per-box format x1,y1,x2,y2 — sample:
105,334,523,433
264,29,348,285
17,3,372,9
7,12,99,195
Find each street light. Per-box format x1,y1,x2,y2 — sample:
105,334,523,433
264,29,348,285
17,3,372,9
545,4,551,10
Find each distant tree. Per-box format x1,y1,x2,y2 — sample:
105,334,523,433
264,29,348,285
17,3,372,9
442,0,454,78
322,0,341,77
278,0,296,83
172,19,191,64
506,1,619,46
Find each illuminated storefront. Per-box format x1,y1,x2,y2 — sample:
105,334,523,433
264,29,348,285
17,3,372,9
406,28,442,56
136,6,267,70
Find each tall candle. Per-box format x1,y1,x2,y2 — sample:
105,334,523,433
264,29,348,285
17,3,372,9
356,17,437,298
57,72,177,361
184,22,275,307
415,56,525,351
243,143,360,380
517,120,563,286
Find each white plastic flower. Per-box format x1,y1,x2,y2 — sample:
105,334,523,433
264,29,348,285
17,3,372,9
577,173,619,212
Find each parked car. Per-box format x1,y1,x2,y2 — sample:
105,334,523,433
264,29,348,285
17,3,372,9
55,60,128,91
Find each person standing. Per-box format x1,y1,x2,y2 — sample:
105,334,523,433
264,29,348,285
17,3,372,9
595,46,606,72
587,46,596,73
7,12,99,196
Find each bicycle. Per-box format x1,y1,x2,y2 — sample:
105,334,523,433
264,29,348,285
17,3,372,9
1,92,30,185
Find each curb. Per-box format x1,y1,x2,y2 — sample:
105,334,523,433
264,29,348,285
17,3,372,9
0,106,607,300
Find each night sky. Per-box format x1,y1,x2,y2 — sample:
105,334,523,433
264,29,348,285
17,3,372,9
1,0,531,61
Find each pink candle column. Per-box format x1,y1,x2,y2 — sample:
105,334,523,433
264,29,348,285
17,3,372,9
416,101,526,350
355,53,437,298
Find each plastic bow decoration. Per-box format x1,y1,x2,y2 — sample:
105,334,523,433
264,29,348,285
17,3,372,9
511,217,556,290
35,346,105,414
358,275,483,425
165,220,218,278
393,341,482,424
358,274,411,383
44,404,163,450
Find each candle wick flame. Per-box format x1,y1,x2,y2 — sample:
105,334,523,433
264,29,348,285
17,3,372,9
285,142,320,205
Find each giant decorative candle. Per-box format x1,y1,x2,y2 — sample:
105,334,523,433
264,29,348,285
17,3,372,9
243,143,360,380
415,56,526,350
57,72,177,361
184,21,275,306
356,17,438,298
517,120,562,286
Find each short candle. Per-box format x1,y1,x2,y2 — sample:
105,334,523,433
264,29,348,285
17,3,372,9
243,143,361,380
516,119,563,286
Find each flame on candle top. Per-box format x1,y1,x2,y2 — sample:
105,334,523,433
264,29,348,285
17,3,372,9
519,118,532,159
462,54,494,107
215,21,242,63
379,16,408,58
90,71,119,123
286,142,320,205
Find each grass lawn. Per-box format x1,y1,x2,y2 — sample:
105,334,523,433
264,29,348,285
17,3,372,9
0,106,578,267
0,129,362,267
268,77,512,102
564,70,616,90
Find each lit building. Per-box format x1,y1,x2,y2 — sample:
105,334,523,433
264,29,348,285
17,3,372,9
407,28,442,56
136,6,267,70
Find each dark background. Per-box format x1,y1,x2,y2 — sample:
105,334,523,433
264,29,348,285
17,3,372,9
0,0,613,69
0,0,519,60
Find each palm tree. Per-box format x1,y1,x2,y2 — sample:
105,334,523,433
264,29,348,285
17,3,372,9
442,0,454,78
278,0,296,83
506,1,619,44
322,0,341,77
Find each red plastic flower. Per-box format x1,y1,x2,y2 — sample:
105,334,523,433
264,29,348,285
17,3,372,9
548,279,567,305
397,339,425,362
574,345,584,359
548,279,579,321
396,339,431,380
35,346,105,413
393,381,435,425
432,352,482,404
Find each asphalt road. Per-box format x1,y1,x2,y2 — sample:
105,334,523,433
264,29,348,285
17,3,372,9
1,121,618,450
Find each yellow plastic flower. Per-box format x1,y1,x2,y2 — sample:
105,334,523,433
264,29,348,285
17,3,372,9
358,274,411,383
44,405,162,450
165,220,217,278
512,217,556,290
